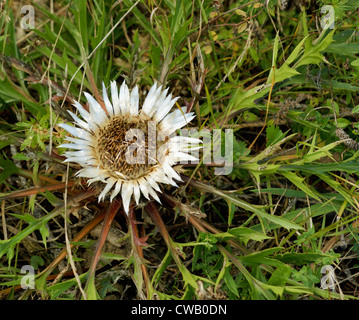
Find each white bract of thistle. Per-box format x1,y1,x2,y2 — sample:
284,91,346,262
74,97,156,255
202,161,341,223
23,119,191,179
58,81,201,214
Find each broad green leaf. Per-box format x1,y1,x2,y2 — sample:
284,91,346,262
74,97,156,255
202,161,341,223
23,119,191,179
325,43,359,57
295,30,334,68
224,266,239,297
0,156,19,184
268,264,292,287
238,247,284,267
266,125,285,147
259,282,284,297
46,273,87,299
268,64,300,84
285,36,308,65
85,274,99,300
228,227,272,245
352,59,359,69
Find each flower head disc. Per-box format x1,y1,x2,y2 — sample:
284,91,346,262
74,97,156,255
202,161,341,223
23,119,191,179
58,81,201,214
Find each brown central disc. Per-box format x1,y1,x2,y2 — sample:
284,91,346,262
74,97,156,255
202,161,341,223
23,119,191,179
96,116,159,179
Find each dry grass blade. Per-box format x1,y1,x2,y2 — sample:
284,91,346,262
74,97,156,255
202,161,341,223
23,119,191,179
0,181,76,200
84,199,122,296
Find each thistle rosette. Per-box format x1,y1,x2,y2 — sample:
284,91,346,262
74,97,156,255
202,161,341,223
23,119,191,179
58,81,201,214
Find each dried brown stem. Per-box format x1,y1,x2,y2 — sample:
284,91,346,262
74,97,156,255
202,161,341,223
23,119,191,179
85,199,122,291
0,181,77,201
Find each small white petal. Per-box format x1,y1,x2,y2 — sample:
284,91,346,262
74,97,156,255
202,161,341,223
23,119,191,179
168,114,196,133
58,143,90,150
65,136,93,146
141,83,162,116
64,156,98,165
138,177,150,200
133,181,141,204
162,162,182,181
168,136,202,153
84,92,108,125
73,101,99,131
111,81,120,116
119,81,131,114
169,136,202,145
58,124,94,141
146,175,161,192
102,82,114,117
68,111,91,132
148,86,164,117
76,167,102,178
147,184,161,203
99,177,116,202
63,150,94,158
155,95,179,122
150,167,177,187
167,151,198,164
160,174,178,187
88,173,109,185
159,108,194,135
121,182,134,214
150,88,169,118
129,85,139,115
110,181,122,202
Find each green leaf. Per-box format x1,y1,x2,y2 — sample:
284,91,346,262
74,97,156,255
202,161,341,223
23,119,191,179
280,160,359,174
228,227,272,245
285,36,308,65
325,43,359,57
0,155,19,184
85,274,99,300
42,190,62,207
0,205,62,261
151,249,173,288
266,125,284,147
233,138,249,162
316,173,354,205
74,0,89,57
295,30,334,68
281,171,321,201
0,78,42,115
30,255,45,270
39,222,50,249
352,59,359,69
227,203,236,226
238,248,284,267
268,63,300,84
46,273,87,299
224,266,239,297
268,264,292,287
10,213,37,223
276,252,338,265
12,153,30,161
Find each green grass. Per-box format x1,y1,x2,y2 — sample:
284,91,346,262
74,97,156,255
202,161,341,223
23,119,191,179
0,0,359,300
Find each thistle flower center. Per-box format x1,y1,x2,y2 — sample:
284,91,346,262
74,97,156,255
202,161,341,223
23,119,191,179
96,116,163,179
